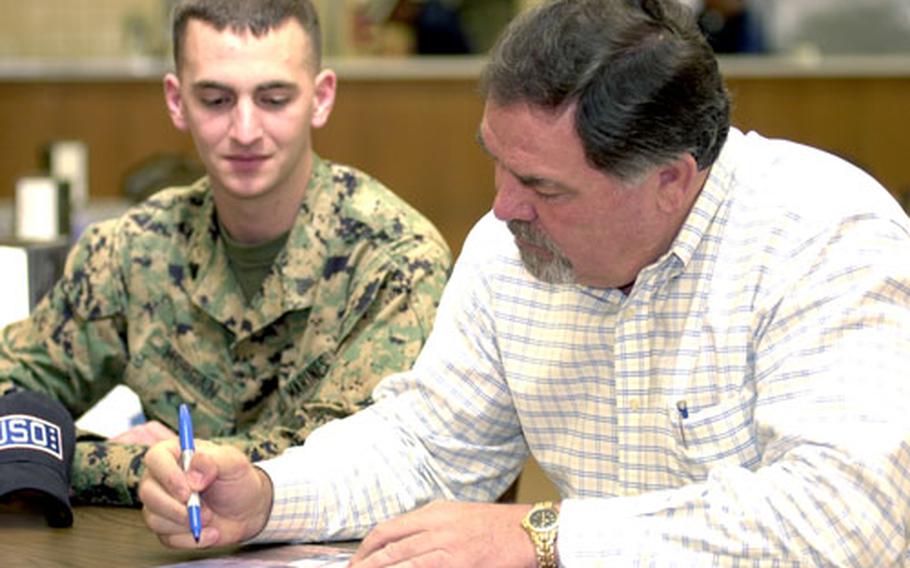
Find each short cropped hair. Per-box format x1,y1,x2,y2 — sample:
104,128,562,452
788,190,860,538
481,0,730,182
171,0,322,71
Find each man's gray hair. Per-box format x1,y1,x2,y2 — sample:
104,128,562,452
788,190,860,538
481,0,730,182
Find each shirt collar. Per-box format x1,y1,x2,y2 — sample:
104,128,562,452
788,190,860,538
183,155,334,335
667,127,742,270
578,127,743,303
274,154,333,310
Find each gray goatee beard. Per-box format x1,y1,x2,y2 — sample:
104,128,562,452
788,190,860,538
507,220,575,284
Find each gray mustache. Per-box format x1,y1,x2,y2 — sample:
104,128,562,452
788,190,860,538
507,220,551,249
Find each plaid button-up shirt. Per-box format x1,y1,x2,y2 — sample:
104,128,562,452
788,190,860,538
258,129,910,566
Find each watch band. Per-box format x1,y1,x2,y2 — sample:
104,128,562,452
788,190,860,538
521,501,559,568
532,532,557,568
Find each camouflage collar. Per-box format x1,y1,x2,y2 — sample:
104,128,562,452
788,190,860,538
182,157,336,339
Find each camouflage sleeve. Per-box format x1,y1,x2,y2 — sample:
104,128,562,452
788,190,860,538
210,230,452,464
0,220,130,406
70,442,148,506
0,220,135,505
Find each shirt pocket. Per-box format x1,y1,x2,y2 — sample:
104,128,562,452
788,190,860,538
666,390,762,482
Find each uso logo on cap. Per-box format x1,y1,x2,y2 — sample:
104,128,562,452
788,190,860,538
0,414,64,461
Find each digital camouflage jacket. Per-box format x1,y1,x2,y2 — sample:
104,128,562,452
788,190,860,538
0,156,451,505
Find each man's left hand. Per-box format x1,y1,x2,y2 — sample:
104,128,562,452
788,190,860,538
349,501,537,568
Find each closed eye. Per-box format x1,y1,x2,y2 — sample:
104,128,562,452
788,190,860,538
517,175,564,200
257,92,292,108
534,190,564,201
194,84,234,109
256,84,298,109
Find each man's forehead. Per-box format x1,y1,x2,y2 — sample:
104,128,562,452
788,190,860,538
480,100,578,149
180,17,315,69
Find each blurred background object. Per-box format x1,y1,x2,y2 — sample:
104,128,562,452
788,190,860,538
765,0,910,55
14,176,69,243
351,0,517,56
0,240,69,329
3,0,910,59
696,0,766,54
689,0,910,56
121,153,205,204
0,0,171,59
43,140,89,213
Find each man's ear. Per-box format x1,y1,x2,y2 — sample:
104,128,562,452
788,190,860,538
163,73,189,131
310,69,337,129
655,154,700,214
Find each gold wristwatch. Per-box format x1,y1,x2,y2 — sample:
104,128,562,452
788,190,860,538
521,501,559,568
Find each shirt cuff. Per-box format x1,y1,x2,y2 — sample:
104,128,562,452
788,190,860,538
557,485,706,565
244,454,315,545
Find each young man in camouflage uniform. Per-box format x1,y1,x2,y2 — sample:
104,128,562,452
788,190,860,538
0,0,450,506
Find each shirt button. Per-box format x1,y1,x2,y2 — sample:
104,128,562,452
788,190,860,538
629,399,641,411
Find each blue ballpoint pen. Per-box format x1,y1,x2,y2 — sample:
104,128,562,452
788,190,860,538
178,403,203,543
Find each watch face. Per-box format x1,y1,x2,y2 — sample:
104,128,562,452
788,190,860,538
530,507,558,530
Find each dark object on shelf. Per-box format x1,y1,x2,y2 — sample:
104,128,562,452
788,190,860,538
121,154,205,204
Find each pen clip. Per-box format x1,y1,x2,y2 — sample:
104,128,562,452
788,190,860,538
675,400,688,448
675,400,688,419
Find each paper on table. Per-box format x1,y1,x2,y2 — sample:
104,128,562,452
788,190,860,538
74,384,146,439
157,543,355,567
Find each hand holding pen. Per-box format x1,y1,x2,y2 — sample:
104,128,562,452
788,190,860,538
178,403,203,543
140,408,276,548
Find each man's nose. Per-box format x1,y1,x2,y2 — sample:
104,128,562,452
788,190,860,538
492,169,535,222
229,99,263,145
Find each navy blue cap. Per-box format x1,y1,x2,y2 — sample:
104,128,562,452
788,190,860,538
0,390,75,527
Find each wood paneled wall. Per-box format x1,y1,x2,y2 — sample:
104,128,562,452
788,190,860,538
1,75,908,257
726,77,910,206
